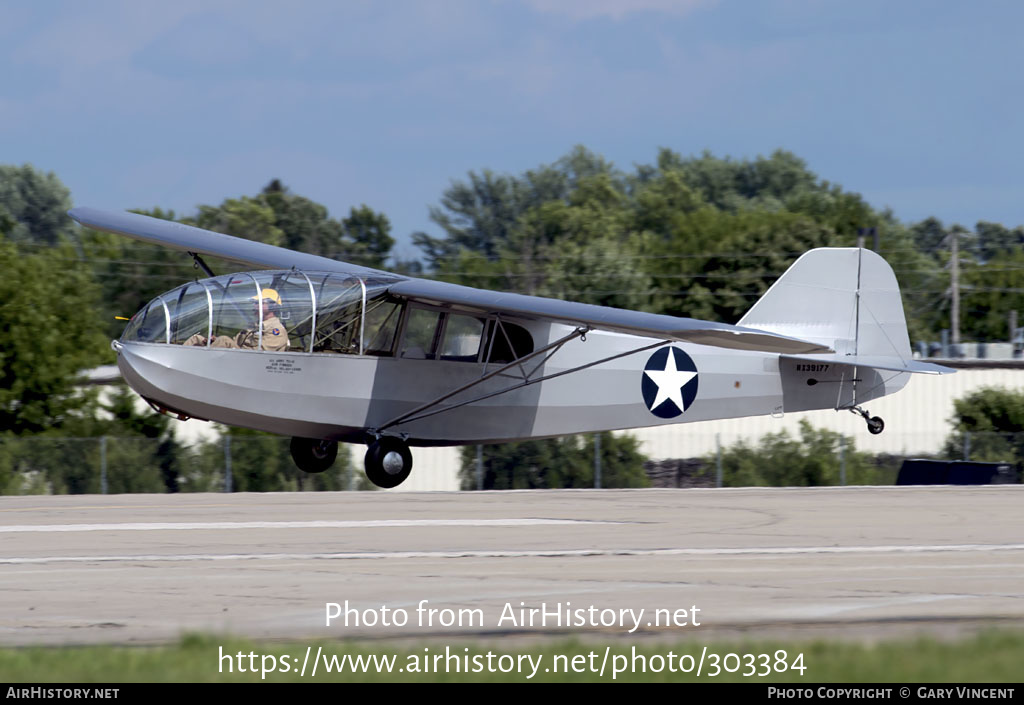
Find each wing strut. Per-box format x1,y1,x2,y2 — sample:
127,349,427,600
372,328,670,434
373,326,589,434
188,251,216,278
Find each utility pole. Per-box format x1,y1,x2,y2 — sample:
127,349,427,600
839,436,846,487
950,226,961,349
224,435,233,493
715,433,723,488
856,227,878,250
100,436,108,495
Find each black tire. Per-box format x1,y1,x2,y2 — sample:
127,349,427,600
364,437,413,489
290,437,338,473
867,416,885,435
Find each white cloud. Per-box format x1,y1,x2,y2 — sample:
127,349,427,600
523,0,714,22
11,1,213,71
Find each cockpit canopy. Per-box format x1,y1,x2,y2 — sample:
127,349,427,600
123,269,536,363
122,270,403,355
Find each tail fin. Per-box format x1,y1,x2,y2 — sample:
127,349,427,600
740,248,953,413
738,248,910,358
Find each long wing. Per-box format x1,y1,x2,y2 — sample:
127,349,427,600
389,278,831,353
69,207,832,354
70,207,389,278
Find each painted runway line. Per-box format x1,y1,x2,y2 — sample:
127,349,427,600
0,518,620,533
5,543,1024,565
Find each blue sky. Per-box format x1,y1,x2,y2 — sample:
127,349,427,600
2,0,1022,259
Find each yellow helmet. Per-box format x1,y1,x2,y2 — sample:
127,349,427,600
251,288,282,306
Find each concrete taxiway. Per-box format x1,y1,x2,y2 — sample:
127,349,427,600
1,487,1023,645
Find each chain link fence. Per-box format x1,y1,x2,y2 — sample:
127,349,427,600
1,429,1021,495
0,435,372,495
642,428,1024,489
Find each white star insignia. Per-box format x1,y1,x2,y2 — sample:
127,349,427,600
645,351,697,412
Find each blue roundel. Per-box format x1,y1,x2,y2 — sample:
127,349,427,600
641,347,699,418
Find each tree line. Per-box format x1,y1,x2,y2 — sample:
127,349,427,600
1,147,1021,493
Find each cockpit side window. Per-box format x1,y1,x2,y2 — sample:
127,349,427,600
121,270,411,355
122,298,168,344
271,272,315,353
169,283,211,345
400,307,442,359
363,298,401,356
312,275,363,354
393,308,490,363
201,272,293,352
210,275,258,341
440,314,485,361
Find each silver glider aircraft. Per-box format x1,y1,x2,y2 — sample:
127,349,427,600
69,208,954,488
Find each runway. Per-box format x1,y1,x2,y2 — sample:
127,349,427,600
2,487,1023,646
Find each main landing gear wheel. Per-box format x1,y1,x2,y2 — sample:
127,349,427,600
290,437,338,473
364,437,413,489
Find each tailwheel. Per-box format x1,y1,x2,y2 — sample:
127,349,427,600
364,437,413,488
848,406,885,435
290,437,338,473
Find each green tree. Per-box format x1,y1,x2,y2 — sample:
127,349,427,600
458,432,648,490
419,148,650,310
421,147,924,486
178,180,397,267
653,148,818,213
0,208,15,237
79,208,201,339
255,179,340,255
975,221,1024,261
413,145,611,267
0,386,182,496
79,183,398,340
414,145,929,325
716,421,896,487
960,248,1024,341
0,164,74,246
257,180,394,266
342,204,395,268
188,196,284,247
910,217,950,260
90,387,184,492
517,172,652,309
0,236,108,435
943,387,1024,463
188,428,359,492
638,207,838,322
876,217,947,342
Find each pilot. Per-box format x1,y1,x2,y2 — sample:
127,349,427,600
186,288,291,352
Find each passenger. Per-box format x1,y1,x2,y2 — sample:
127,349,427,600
186,288,291,351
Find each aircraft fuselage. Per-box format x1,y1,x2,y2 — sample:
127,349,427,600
117,320,907,446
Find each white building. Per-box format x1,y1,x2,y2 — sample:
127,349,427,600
91,363,1024,492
